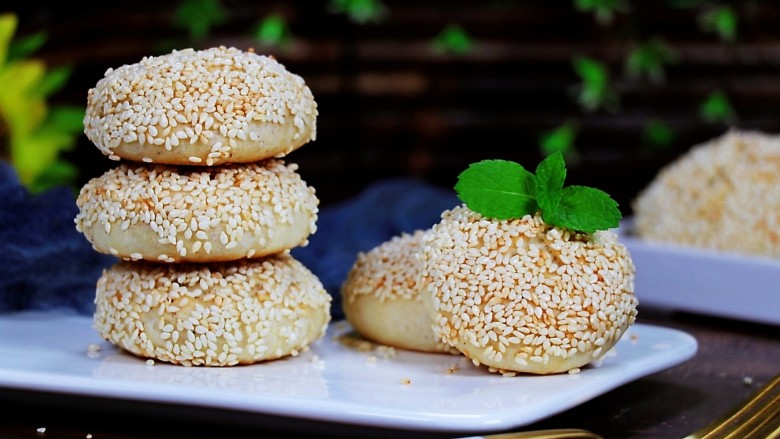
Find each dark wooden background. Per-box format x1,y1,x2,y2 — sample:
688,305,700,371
7,0,780,213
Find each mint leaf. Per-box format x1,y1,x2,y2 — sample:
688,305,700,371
553,186,621,233
454,154,622,233
454,159,537,219
535,152,566,225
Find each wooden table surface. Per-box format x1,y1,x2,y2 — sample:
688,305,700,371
1,306,778,439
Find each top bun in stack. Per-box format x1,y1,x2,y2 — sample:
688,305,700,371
83,46,318,166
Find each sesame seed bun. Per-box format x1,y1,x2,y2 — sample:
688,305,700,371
632,129,780,258
75,159,318,263
84,46,317,166
420,205,638,375
93,254,332,366
341,230,458,354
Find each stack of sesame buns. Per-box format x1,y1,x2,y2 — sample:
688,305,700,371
75,46,331,366
342,205,637,375
632,129,780,259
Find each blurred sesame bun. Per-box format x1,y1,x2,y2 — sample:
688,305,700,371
75,159,318,263
341,230,457,354
632,130,780,258
94,254,332,366
420,205,638,375
84,46,317,166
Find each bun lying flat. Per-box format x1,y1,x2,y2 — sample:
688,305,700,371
94,254,331,366
420,205,638,375
84,46,318,166
341,230,457,354
75,159,318,263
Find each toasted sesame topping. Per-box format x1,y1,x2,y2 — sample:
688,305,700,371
343,230,428,303
420,204,638,375
84,46,318,165
74,159,318,262
93,254,332,366
633,129,780,258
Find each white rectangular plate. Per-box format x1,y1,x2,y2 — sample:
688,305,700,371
618,219,780,326
0,311,696,434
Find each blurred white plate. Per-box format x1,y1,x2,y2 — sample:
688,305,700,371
618,218,780,326
0,311,696,434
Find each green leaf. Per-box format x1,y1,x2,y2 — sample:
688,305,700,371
432,24,473,55
8,31,46,62
329,0,388,24
47,105,86,135
539,122,578,157
454,159,537,220
37,65,72,98
625,39,678,85
574,0,629,26
0,13,18,66
572,56,619,112
253,14,291,47
534,152,566,225
699,90,736,124
642,119,675,148
699,6,738,42
29,159,78,194
454,155,621,233
553,186,622,233
173,0,228,41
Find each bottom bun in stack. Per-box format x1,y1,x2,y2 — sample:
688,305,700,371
94,254,331,366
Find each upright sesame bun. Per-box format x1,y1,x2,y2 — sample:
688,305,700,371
75,159,318,263
341,230,457,354
420,205,638,375
632,129,780,258
94,254,332,366
84,46,317,166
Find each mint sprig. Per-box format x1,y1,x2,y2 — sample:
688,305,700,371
454,152,621,233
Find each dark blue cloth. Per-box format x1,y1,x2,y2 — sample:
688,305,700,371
0,164,459,320
0,162,116,314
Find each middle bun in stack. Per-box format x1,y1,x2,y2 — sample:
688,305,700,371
75,46,329,367
75,159,318,263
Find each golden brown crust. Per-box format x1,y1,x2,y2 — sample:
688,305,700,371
84,46,317,165
341,230,457,354
75,159,318,263
420,205,638,375
633,129,780,258
94,255,332,366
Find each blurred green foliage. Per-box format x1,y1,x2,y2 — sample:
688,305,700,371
574,0,630,26
625,39,678,85
0,12,84,194
431,25,473,55
329,0,387,24
572,56,620,113
699,5,738,42
252,13,292,48
173,0,228,41
699,90,737,124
